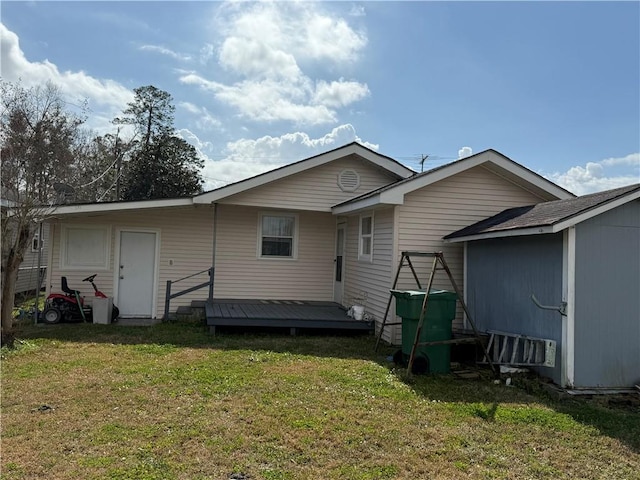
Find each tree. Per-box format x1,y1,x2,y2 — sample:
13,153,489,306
0,80,86,344
123,134,204,200
115,85,204,200
70,131,134,203
115,85,174,151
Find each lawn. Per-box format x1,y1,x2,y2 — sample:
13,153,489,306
2,321,639,480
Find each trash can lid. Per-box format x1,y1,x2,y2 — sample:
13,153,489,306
390,289,423,298
389,289,457,298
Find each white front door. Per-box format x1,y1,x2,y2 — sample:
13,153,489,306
333,223,346,304
117,231,156,317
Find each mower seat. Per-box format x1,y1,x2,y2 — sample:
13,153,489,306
61,277,81,297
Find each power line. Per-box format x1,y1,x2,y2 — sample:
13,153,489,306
77,156,119,188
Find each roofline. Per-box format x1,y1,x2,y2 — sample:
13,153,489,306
333,149,573,214
445,187,640,243
552,187,640,231
194,142,414,204
332,191,403,215
332,193,399,215
47,198,194,216
444,226,556,243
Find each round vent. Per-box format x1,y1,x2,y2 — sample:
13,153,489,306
338,169,360,192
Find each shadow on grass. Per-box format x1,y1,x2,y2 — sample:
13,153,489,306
10,319,391,362
10,320,640,453
402,368,640,453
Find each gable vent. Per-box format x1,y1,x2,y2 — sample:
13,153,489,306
338,169,360,192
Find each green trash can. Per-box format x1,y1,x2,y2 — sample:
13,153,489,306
390,289,457,374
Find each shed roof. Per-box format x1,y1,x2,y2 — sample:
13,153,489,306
444,183,640,242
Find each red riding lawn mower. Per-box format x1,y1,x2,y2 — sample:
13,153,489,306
42,274,119,324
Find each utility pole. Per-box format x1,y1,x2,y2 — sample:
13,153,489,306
114,127,121,201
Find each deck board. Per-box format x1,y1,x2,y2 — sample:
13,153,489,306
205,299,373,333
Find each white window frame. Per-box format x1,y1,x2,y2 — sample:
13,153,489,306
257,212,299,260
359,212,374,262
59,224,111,271
31,233,43,253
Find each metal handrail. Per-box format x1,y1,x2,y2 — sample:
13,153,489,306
164,267,213,320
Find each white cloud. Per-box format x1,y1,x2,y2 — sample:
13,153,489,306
219,37,301,80
178,101,222,130
0,23,133,133
302,10,367,63
183,2,369,124
312,79,370,108
349,5,367,18
200,124,377,189
217,2,367,64
548,153,640,195
458,146,473,159
139,44,192,62
181,73,337,125
176,128,214,153
199,43,215,65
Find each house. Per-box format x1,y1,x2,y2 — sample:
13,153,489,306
444,184,640,390
1,198,49,295
15,223,49,294
43,142,572,341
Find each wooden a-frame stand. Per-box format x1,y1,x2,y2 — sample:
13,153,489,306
375,251,497,377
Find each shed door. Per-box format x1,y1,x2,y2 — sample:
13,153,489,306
117,231,156,317
333,224,346,304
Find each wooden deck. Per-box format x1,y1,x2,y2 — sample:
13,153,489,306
205,299,374,335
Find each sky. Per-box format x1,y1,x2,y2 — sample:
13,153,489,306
1,1,639,195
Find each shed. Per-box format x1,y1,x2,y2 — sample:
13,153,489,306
445,184,640,390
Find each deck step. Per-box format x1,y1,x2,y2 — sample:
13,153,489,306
173,303,206,322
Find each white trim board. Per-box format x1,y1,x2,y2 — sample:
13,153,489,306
50,198,193,216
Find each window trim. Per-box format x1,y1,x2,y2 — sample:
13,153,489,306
358,212,374,262
31,233,43,253
59,224,111,271
257,212,299,260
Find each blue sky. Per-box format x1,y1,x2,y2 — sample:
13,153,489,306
2,1,638,195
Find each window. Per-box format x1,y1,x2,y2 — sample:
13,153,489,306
60,225,111,270
31,233,43,252
359,213,373,261
259,214,297,258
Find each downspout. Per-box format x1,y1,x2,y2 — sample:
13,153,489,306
462,241,468,330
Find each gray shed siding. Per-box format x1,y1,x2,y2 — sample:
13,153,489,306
466,234,564,384
573,200,640,388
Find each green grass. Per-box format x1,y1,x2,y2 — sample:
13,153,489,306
2,321,639,479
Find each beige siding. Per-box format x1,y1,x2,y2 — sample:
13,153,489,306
219,155,397,211
395,165,546,337
214,204,335,300
47,205,214,317
342,207,395,342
